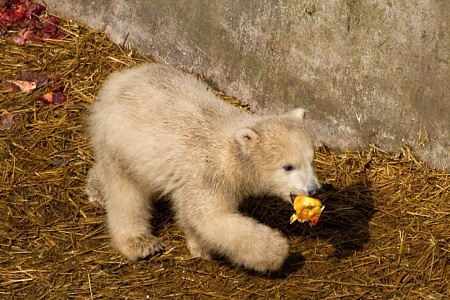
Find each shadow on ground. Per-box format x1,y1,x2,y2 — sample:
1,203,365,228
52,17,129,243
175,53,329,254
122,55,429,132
240,176,376,276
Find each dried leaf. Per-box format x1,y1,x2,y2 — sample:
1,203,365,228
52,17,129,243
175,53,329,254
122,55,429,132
24,3,45,20
50,157,69,167
39,14,66,40
0,7,25,26
2,81,21,92
12,27,39,44
0,1,65,43
3,79,36,92
1,109,19,130
17,70,60,87
36,86,66,105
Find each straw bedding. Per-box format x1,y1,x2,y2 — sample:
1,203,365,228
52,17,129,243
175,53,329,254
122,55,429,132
1,8,449,300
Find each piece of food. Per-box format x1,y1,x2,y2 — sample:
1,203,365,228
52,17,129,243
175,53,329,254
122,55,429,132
289,195,324,226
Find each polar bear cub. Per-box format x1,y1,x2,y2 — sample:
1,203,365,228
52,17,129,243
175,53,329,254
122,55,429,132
86,64,321,272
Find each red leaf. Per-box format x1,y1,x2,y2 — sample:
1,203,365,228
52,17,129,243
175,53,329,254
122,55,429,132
1,2,66,43
41,14,60,26
24,3,45,19
39,14,66,40
17,70,60,88
24,17,38,30
10,0,29,6
12,27,40,44
36,87,66,105
14,4,24,17
3,79,36,92
2,81,21,92
0,7,25,25
1,109,19,130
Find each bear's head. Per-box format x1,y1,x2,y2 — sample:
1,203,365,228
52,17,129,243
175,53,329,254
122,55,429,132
234,108,321,203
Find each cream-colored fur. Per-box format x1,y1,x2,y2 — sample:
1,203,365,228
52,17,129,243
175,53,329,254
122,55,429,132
86,64,321,272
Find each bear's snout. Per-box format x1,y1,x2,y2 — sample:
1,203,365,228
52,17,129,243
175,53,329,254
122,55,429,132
308,186,323,197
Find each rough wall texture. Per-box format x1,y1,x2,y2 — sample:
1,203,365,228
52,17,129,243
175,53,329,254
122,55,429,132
39,0,449,170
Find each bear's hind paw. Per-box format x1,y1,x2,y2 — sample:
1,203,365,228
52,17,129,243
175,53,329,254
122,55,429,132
118,233,166,261
85,176,106,208
186,239,212,260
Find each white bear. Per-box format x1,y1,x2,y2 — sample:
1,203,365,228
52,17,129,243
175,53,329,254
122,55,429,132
85,64,321,272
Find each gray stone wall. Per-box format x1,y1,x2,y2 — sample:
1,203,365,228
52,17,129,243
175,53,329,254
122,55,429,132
39,0,449,170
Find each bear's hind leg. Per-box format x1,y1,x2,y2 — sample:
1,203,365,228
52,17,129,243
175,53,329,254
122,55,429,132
85,162,106,208
103,165,165,261
182,227,212,260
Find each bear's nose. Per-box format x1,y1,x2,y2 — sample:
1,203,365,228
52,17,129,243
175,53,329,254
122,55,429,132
308,187,323,197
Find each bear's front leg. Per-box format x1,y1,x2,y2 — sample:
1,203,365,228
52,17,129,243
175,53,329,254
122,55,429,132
102,164,165,260
202,213,289,272
173,192,289,272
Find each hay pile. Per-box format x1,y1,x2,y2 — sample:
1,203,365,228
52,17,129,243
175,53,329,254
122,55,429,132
1,9,449,300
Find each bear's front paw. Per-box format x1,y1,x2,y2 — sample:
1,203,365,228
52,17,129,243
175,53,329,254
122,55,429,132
115,233,166,261
250,230,289,272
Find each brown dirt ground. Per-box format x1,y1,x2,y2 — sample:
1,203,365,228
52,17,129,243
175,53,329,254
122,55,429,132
1,11,449,300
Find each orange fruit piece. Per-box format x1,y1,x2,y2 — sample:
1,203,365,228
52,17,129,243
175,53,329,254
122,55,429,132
290,195,324,226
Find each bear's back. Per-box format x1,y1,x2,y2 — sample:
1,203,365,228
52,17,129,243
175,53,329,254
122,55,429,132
91,64,250,136
87,64,255,186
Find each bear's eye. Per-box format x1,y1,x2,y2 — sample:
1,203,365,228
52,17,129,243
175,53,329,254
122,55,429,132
283,164,295,172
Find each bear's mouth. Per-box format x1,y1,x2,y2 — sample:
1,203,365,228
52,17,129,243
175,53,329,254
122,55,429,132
289,194,297,203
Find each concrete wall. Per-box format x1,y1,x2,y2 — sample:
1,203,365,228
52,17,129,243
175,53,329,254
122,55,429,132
39,0,449,170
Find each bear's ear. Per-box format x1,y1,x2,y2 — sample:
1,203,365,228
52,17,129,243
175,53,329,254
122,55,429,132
289,108,307,121
234,127,259,153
